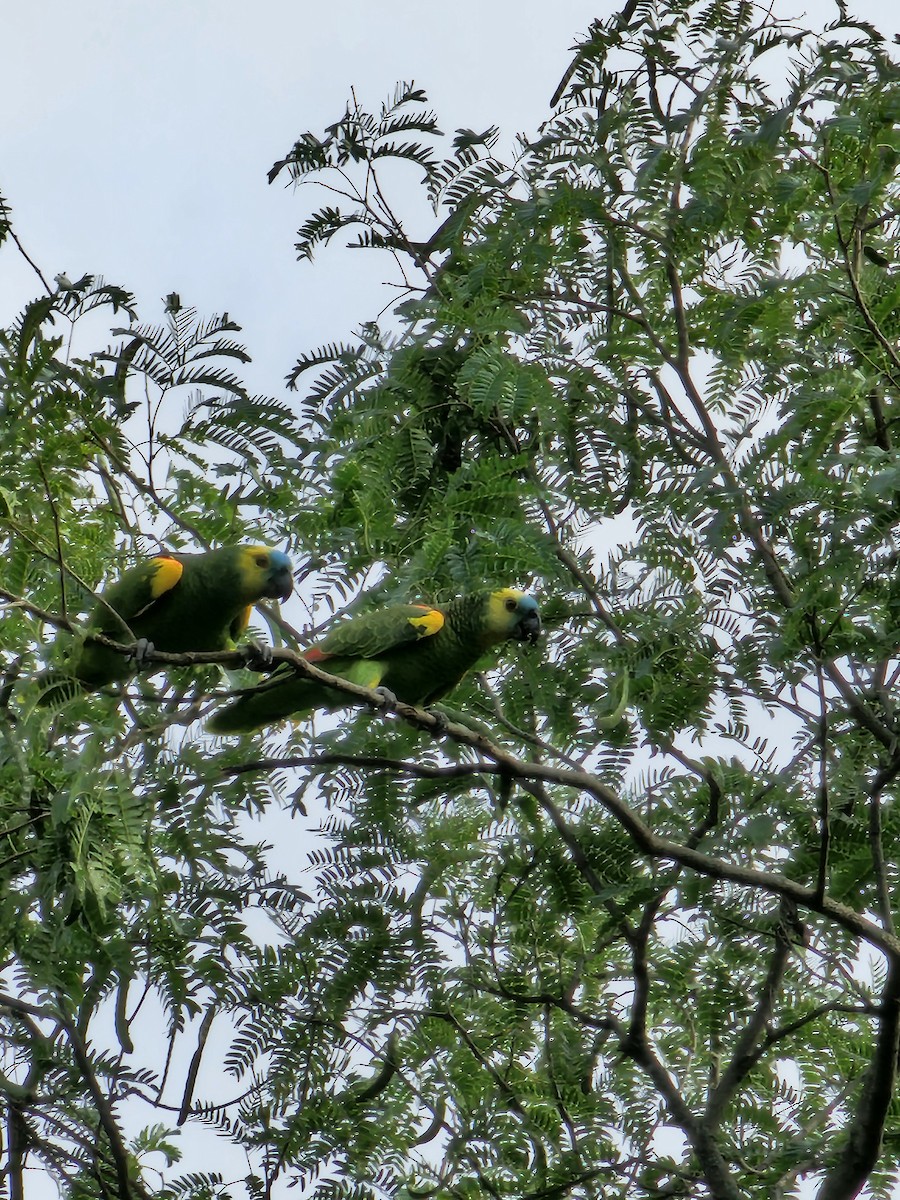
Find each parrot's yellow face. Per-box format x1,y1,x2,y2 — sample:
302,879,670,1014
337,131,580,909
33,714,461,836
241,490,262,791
486,588,542,643
238,546,294,602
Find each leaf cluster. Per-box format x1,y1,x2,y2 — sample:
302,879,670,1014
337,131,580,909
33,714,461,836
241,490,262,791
7,2,900,1199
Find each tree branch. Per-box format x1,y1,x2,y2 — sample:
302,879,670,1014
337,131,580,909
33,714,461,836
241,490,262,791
816,959,900,1200
56,1011,148,1200
223,753,505,782
188,647,900,962
177,1006,216,1125
704,901,793,1128
14,612,900,962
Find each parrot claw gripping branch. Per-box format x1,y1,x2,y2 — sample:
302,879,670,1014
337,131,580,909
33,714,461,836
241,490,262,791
36,544,294,706
33,559,540,738
207,587,541,735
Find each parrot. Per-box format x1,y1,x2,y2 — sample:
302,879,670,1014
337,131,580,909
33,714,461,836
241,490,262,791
207,587,541,735
37,544,294,705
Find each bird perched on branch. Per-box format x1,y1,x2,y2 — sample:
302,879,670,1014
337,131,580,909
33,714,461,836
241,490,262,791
207,587,541,734
37,544,293,705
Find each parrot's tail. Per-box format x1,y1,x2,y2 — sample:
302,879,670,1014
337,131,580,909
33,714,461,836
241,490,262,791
206,696,264,734
207,676,330,735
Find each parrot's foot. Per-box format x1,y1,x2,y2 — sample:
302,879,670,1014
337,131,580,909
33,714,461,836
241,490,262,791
241,640,275,672
424,706,449,736
373,686,397,709
130,638,155,668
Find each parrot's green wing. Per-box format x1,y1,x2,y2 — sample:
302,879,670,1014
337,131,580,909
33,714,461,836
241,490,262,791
35,545,294,706
207,603,446,734
207,589,541,736
36,557,187,703
310,604,444,662
89,556,185,637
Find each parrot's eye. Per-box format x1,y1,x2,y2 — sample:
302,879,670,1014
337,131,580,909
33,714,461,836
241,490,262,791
255,554,268,568
505,597,518,612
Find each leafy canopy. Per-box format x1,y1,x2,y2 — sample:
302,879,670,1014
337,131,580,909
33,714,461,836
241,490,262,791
4,2,900,1198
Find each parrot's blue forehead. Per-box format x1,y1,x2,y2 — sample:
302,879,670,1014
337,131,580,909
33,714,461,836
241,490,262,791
519,593,538,612
269,550,292,571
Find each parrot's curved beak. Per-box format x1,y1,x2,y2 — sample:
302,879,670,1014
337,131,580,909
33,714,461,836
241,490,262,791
266,565,294,602
517,608,542,644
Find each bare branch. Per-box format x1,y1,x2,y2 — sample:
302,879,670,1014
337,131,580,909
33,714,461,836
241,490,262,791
177,1006,216,1125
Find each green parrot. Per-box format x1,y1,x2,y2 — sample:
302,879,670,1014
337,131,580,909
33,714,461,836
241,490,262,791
37,544,294,705
207,587,541,735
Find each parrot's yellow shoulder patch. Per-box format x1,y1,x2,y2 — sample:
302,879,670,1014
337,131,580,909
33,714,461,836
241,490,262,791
408,606,444,639
149,556,184,598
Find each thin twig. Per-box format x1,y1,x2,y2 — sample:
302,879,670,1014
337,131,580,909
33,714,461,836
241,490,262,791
8,229,52,293
56,1010,149,1200
814,665,830,903
37,463,67,620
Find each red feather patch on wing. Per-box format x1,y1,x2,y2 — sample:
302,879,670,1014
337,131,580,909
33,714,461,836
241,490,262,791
304,646,330,663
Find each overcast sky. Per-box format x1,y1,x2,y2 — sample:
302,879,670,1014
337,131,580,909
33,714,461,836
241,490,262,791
4,1,896,401
1,0,614,398
3,10,616,1193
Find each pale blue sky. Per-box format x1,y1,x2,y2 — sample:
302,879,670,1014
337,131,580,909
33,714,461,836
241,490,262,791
1,0,607,395
3,10,613,1193
2,1,898,394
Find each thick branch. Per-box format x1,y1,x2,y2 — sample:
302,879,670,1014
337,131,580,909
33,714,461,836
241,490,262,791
816,959,900,1200
823,662,895,749
5,1103,25,1200
208,652,900,962
14,616,900,962
704,904,792,1128
622,1019,742,1200
224,754,505,781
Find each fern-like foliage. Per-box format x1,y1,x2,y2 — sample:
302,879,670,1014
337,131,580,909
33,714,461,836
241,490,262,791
7,3,900,1199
